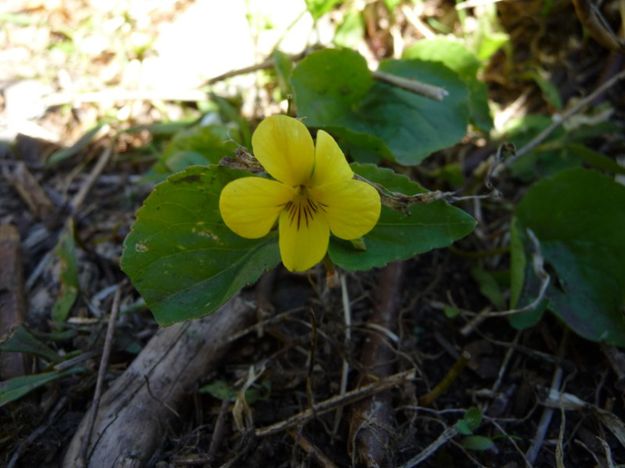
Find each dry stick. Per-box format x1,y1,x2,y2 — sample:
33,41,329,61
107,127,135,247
501,69,625,171
289,429,339,468
255,368,416,438
488,418,533,468
525,332,568,465
372,70,448,101
64,296,255,467
398,426,459,468
25,145,113,294
71,146,113,213
79,287,121,467
207,399,231,463
489,331,521,402
401,4,435,39
349,262,404,467
206,55,295,85
598,436,616,468
203,51,448,101
556,404,566,468
44,89,209,108
331,273,352,439
572,0,625,51
7,162,55,223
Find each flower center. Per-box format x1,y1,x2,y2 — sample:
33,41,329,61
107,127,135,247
284,186,326,231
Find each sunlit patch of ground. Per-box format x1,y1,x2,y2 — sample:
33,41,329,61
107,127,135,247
0,0,325,142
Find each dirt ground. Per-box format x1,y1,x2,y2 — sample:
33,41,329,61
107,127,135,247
1,0,625,467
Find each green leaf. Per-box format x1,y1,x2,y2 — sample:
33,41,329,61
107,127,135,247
403,38,480,79
525,69,562,109
508,221,548,329
151,125,238,179
455,407,482,435
475,31,509,61
470,266,505,309
209,93,252,148
291,49,469,165
505,115,576,181
464,406,482,429
514,168,625,345
199,379,270,404
333,11,364,49
509,217,526,309
47,124,105,165
328,164,476,270
0,325,61,363
121,166,280,326
305,0,342,19
0,368,82,408
444,305,461,318
566,143,625,176
461,435,495,451
199,380,237,401
384,0,403,11
434,162,465,188
403,38,492,130
52,221,79,323
273,49,294,96
505,115,622,181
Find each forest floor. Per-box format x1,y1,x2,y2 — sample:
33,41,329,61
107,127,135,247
1,0,625,467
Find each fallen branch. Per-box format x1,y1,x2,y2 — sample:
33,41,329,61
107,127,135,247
0,225,27,380
349,262,404,467
63,296,255,467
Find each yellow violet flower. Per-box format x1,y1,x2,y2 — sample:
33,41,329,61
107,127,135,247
219,115,381,272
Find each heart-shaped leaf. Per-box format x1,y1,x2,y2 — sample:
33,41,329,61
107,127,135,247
121,166,280,326
291,49,469,165
329,164,476,270
512,168,625,345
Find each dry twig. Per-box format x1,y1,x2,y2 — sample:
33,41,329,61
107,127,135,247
331,272,352,439
255,368,417,438
526,332,568,464
398,426,459,468
79,286,122,467
289,429,338,468
71,146,113,213
372,70,448,101
499,69,625,172
349,262,404,467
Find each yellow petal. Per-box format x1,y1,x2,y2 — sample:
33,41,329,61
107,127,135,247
219,177,295,238
278,207,329,272
310,130,353,187
310,179,381,240
252,115,315,186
